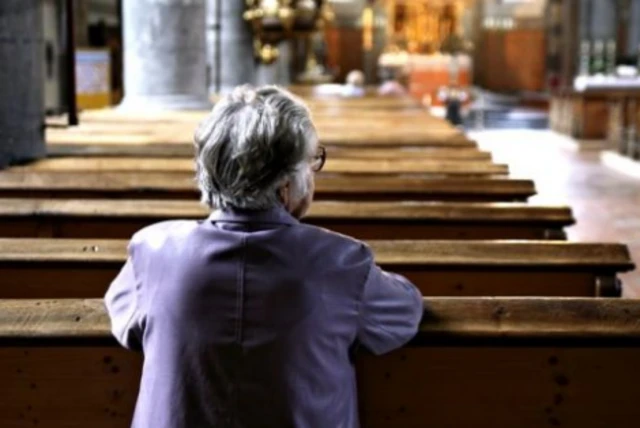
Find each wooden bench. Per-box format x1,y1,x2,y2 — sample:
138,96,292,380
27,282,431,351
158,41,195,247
46,119,463,141
0,199,574,240
46,120,472,148
47,116,463,133
45,99,473,147
58,102,462,123
0,239,631,297
46,131,475,148
1,298,639,427
0,172,537,202
13,157,508,177
46,143,493,161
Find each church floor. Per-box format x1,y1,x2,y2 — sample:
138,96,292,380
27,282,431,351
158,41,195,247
470,130,640,297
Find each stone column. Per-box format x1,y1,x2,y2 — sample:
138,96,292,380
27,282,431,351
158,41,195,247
73,0,89,47
207,0,255,94
276,41,292,86
119,0,210,111
589,0,617,41
256,42,292,86
629,0,640,56
0,0,45,169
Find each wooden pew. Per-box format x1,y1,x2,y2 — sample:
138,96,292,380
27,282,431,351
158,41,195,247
46,118,472,148
0,239,631,297
46,100,473,147
550,88,640,141
12,157,508,177
46,117,463,140
0,199,574,240
46,130,474,148
60,102,459,124
46,143,493,161
2,298,640,428
46,115,463,134
0,172,537,202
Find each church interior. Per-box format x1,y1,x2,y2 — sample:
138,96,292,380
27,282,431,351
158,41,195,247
2,0,640,426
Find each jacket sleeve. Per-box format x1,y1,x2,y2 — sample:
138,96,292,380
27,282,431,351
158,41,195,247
104,248,144,351
356,262,423,355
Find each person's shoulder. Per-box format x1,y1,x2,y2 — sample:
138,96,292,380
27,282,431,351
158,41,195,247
129,220,200,249
295,223,374,265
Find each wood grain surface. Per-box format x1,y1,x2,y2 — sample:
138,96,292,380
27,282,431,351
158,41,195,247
0,199,574,240
0,171,531,193
0,199,573,222
2,297,639,339
44,102,472,147
47,143,493,161
14,157,508,176
0,238,631,269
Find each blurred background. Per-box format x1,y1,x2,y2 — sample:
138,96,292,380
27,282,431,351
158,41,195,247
34,1,640,132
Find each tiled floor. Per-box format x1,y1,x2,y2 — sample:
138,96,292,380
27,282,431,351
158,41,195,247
470,130,640,297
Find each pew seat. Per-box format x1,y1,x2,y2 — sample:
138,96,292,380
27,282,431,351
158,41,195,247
0,199,574,240
12,156,508,177
46,143,493,161
46,106,473,148
0,172,537,202
46,128,474,148
1,298,639,428
0,239,632,298
46,124,472,149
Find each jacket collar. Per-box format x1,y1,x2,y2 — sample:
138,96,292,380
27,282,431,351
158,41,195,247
208,204,299,226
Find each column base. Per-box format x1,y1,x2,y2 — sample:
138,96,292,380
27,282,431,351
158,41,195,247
118,94,212,112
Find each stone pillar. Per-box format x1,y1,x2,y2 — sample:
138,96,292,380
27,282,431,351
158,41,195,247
277,41,292,86
561,0,581,86
0,0,45,169
255,61,279,87
589,0,617,41
119,0,210,111
73,0,89,47
629,0,640,56
207,0,255,94
256,42,292,86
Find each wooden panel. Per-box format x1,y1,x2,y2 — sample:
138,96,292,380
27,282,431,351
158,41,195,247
0,198,574,224
3,298,640,340
0,198,573,240
358,346,640,428
0,265,602,299
504,29,546,93
325,27,341,78
13,157,508,177
0,239,631,298
3,345,639,428
0,172,538,202
481,30,505,91
47,144,493,161
479,29,546,93
2,299,640,427
0,239,630,269
552,90,640,140
0,217,567,241
580,98,609,140
0,347,139,428
324,27,364,83
43,89,468,147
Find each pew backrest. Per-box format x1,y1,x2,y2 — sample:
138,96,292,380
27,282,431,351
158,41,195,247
0,172,538,202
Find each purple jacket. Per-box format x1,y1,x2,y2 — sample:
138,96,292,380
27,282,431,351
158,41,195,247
105,205,423,428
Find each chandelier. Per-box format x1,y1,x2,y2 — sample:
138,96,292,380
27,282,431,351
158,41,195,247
244,0,334,64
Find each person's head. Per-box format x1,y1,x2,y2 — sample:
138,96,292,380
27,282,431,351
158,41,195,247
194,85,324,218
345,70,365,87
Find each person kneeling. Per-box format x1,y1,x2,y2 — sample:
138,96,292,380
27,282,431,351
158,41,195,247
105,85,423,428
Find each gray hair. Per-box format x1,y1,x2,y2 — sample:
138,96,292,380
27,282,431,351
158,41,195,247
194,85,317,210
